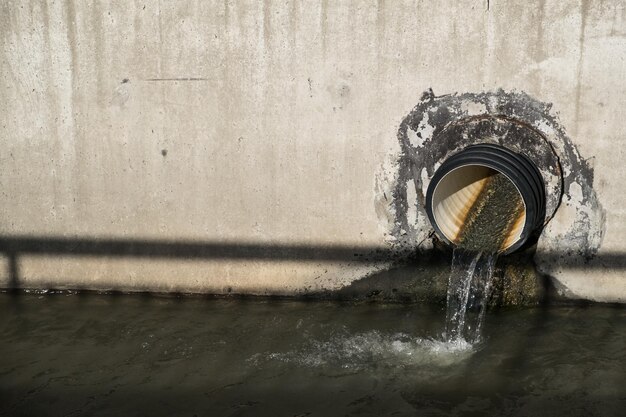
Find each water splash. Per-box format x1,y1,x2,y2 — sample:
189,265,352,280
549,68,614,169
250,249,498,369
444,248,497,344
249,329,474,370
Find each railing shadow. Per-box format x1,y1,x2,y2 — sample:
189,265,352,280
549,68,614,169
0,235,406,290
1,235,624,291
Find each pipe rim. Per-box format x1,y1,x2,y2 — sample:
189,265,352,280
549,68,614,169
425,144,546,254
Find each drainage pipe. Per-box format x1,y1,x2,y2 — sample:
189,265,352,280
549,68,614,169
425,144,546,254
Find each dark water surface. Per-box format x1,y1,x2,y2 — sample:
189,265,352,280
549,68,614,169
1,293,624,416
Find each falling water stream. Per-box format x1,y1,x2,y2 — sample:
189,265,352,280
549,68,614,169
444,249,498,343
443,171,525,344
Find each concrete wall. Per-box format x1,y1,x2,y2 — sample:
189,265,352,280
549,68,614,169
1,0,624,302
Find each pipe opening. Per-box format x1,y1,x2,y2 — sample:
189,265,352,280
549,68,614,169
426,144,546,254
431,165,526,252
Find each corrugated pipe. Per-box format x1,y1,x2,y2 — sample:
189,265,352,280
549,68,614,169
425,144,546,254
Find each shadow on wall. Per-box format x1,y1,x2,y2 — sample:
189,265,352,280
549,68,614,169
1,235,624,292
0,235,405,290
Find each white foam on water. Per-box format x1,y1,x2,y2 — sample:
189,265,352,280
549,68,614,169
249,330,475,370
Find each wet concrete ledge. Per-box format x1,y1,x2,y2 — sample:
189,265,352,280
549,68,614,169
313,249,551,307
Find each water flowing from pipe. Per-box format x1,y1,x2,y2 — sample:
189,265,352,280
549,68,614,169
437,170,526,345
444,248,498,344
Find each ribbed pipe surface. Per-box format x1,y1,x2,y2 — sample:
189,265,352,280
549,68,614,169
425,144,546,254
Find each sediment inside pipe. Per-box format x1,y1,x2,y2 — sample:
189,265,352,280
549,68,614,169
432,166,526,252
426,144,545,254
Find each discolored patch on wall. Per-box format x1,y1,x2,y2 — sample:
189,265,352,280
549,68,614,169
375,89,605,289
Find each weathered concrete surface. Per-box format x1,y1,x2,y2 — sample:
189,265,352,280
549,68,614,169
0,0,624,302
